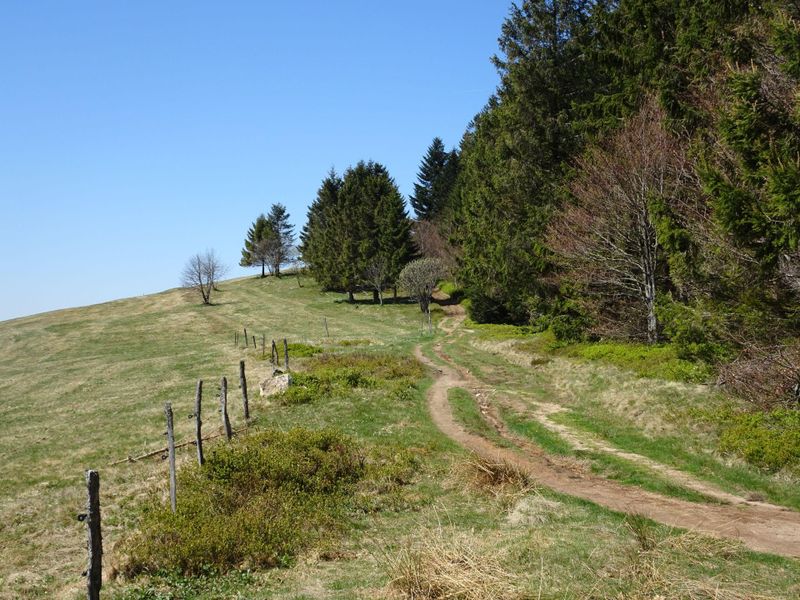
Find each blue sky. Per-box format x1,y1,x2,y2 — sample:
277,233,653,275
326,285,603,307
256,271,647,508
0,1,509,321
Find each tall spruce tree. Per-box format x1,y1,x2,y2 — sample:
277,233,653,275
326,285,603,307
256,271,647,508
410,138,459,220
300,169,343,290
265,203,294,277
240,214,271,277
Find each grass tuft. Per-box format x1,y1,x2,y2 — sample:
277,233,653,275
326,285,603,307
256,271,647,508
387,528,522,600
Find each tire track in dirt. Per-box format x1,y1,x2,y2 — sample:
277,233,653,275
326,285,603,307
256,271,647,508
416,322,800,558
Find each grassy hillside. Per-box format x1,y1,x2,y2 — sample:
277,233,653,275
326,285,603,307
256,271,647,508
0,276,425,598
1,276,799,599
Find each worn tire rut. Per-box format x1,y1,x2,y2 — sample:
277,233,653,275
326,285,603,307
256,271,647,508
415,336,800,558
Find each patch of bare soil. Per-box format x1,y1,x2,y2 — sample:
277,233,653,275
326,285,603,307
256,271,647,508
415,316,800,558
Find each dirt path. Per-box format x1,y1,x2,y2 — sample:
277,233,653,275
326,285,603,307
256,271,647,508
416,313,800,558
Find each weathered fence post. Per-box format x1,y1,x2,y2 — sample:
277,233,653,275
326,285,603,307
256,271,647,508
271,339,278,366
252,335,256,350
234,331,238,347
262,334,266,359
195,380,204,466
324,317,329,337
244,327,248,347
220,376,232,440
239,360,249,421
165,403,177,512
83,470,102,600
283,338,289,371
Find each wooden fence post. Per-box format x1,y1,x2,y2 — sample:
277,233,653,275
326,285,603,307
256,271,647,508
324,317,329,337
220,376,232,440
283,338,289,371
83,470,102,600
262,334,266,359
244,328,249,348
271,340,278,366
195,380,204,466
252,335,256,350
234,332,238,347
165,403,177,512
239,360,249,421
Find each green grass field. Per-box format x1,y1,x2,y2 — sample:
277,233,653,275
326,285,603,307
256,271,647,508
1,276,799,599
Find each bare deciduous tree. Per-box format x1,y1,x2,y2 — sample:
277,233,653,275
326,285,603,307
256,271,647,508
181,250,227,305
363,257,389,305
398,258,447,315
547,100,691,343
413,219,460,275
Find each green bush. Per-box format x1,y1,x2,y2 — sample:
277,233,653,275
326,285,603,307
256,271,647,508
273,352,423,406
566,341,714,383
286,342,323,357
656,297,733,363
119,428,365,577
718,408,800,472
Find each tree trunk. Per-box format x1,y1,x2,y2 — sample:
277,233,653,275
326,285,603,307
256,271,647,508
348,289,355,303
261,262,265,278
373,289,380,304
393,286,397,301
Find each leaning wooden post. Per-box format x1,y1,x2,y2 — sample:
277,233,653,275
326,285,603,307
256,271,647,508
220,376,232,440
283,338,289,371
195,380,204,466
165,403,177,512
83,470,102,600
252,335,256,350
244,327,248,347
239,360,249,421
324,316,329,337
271,339,278,366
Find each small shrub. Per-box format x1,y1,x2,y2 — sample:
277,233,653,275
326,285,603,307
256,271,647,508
118,428,365,577
717,408,800,472
718,343,800,409
286,342,323,357
656,297,733,363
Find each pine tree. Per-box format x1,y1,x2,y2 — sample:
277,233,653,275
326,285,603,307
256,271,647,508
300,169,342,290
240,214,270,277
301,163,414,302
410,138,459,220
265,203,294,277
457,0,595,323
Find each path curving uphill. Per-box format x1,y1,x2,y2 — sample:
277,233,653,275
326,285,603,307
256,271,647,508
415,313,800,558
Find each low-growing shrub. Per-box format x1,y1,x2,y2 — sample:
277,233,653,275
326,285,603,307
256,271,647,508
286,342,323,357
717,408,800,472
565,341,713,383
118,428,365,577
272,352,422,405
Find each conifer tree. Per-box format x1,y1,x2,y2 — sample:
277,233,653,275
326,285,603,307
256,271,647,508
410,137,459,220
265,203,294,277
240,214,271,277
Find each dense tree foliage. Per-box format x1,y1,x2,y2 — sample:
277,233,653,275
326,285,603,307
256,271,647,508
409,137,459,220
300,162,414,302
240,204,294,277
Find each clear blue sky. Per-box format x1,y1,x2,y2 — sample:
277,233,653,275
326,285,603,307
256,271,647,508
0,1,509,321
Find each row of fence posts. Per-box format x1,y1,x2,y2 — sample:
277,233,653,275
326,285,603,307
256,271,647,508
80,343,295,598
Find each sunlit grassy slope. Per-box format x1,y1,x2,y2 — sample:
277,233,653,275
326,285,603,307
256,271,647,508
0,275,425,598
2,275,799,600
